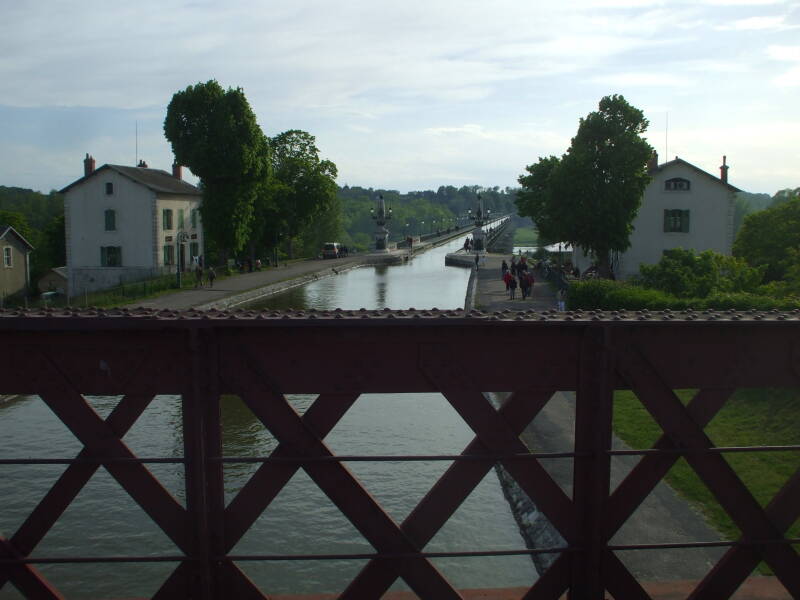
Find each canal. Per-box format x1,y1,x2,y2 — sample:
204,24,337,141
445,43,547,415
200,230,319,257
0,237,537,599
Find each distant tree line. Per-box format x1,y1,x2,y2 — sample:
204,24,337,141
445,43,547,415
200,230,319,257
337,185,517,251
0,186,65,285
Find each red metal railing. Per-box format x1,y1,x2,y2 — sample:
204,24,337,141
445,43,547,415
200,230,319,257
1,306,799,599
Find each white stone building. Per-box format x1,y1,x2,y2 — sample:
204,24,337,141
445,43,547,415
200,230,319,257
573,154,740,279
60,155,203,295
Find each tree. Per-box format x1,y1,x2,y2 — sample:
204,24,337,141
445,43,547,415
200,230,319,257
267,130,338,258
636,248,763,298
517,95,653,277
164,80,269,260
733,197,800,282
516,155,562,246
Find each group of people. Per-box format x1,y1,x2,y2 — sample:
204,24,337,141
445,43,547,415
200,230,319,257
501,256,535,300
194,264,216,288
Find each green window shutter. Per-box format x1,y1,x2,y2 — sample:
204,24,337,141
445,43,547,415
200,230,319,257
682,210,690,233
101,246,107,267
663,210,669,232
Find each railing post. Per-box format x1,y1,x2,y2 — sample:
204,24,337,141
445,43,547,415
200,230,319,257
183,327,224,599
570,325,614,599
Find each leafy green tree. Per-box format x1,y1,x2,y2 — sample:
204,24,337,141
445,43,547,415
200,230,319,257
268,130,337,258
516,155,561,246
636,248,763,298
517,95,653,277
733,197,800,282
164,80,268,260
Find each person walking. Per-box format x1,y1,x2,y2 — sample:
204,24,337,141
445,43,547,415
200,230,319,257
519,273,530,299
207,266,216,288
509,276,517,299
501,260,508,278
502,269,512,291
474,253,480,270
195,265,204,288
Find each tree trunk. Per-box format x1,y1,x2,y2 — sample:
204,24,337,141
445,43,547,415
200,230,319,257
597,251,614,279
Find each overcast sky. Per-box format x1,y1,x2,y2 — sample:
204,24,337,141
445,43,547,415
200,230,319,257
1,0,798,196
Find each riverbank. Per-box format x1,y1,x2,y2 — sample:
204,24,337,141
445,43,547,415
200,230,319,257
470,256,736,586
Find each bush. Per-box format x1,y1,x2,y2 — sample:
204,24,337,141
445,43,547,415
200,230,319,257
568,279,800,311
636,248,764,298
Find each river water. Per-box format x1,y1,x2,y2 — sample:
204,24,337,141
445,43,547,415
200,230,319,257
0,237,537,599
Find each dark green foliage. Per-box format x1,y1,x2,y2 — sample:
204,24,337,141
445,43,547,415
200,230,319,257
265,130,338,258
0,186,63,231
517,95,653,276
164,80,268,255
636,248,763,298
733,197,800,282
568,279,800,311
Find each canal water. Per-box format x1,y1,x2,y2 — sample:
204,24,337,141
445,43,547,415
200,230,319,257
0,237,537,599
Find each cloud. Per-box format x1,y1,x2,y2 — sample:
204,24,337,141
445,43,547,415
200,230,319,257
716,15,795,30
590,72,692,88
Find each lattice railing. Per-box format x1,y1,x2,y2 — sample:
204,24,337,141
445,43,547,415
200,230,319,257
0,307,798,599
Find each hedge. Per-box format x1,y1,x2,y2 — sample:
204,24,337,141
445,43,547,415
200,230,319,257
568,279,800,311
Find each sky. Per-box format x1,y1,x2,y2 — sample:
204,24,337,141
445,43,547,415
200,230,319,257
1,0,798,197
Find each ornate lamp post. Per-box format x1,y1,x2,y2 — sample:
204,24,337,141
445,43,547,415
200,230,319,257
175,230,189,287
370,194,392,253
470,194,487,254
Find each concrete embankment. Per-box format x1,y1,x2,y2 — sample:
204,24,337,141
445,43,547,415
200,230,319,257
470,255,727,583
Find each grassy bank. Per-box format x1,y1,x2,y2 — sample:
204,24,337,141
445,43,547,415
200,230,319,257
513,226,538,246
613,387,800,571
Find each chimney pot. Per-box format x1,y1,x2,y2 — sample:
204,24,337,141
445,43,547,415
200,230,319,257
83,153,95,177
647,150,659,172
137,159,148,168
172,162,182,180
720,155,729,184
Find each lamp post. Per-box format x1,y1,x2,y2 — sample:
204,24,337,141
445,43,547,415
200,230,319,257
470,194,487,254
370,194,392,252
175,230,189,288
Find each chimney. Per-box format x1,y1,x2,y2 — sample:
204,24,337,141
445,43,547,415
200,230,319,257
647,150,658,172
172,162,182,180
83,153,95,177
137,159,148,168
720,155,729,184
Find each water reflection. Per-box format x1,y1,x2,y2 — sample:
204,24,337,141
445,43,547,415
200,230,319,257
249,237,471,311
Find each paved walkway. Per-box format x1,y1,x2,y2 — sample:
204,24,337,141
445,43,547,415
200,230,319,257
129,255,367,310
472,253,555,312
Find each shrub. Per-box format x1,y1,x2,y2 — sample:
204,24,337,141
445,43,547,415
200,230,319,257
568,279,800,311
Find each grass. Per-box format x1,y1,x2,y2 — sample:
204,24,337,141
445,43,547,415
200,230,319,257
513,226,538,246
613,387,800,573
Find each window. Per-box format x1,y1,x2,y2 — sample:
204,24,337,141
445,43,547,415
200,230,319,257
105,182,114,195
104,209,116,231
2,246,11,268
190,208,198,229
100,246,122,267
162,209,173,230
189,242,199,260
665,177,690,191
663,209,690,233
163,245,175,266
178,208,185,230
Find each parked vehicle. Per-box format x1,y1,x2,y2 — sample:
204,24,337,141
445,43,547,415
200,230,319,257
322,242,340,259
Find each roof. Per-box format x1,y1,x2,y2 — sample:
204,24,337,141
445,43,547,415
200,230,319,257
650,158,741,193
60,164,202,196
0,224,35,251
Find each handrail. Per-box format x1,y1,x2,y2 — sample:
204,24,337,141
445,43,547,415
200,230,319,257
1,308,798,599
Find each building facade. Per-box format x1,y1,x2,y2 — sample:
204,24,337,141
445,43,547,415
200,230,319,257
573,154,739,279
0,224,34,300
61,155,203,295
